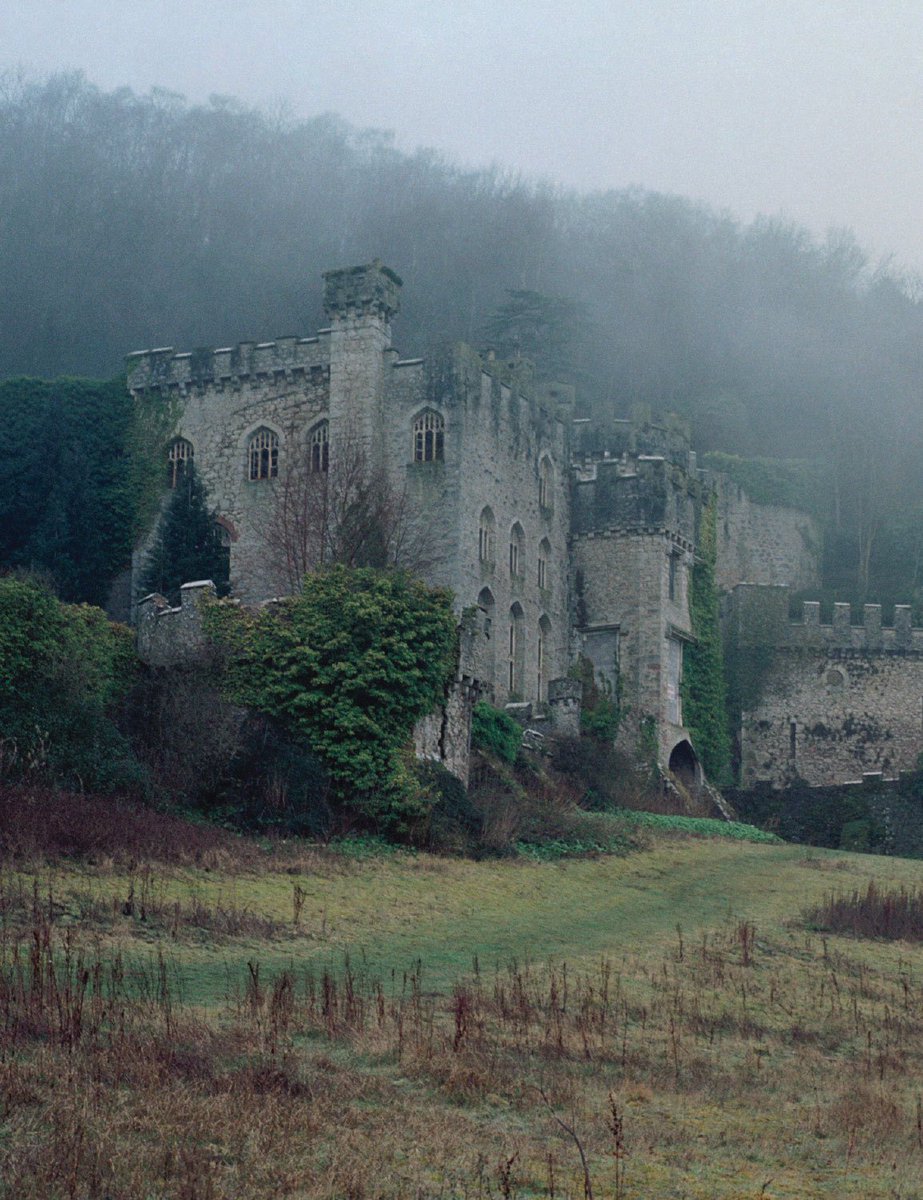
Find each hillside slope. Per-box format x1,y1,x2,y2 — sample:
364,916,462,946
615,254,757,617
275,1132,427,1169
4,811,923,1197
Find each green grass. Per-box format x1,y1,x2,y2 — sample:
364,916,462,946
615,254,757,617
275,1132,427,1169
9,826,923,1196
17,832,920,1004
615,808,783,842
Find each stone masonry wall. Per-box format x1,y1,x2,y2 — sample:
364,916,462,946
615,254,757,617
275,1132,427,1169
573,529,696,766
714,475,820,592
136,580,217,667
129,336,331,604
128,261,571,724
732,584,923,786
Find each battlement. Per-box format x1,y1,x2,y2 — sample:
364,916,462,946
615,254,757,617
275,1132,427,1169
571,449,703,540
135,580,218,667
572,407,693,469
126,334,330,392
323,259,402,322
730,584,923,652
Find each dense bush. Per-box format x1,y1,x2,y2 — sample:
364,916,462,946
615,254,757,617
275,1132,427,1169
470,702,522,764
415,759,482,852
0,574,141,792
0,377,135,606
204,565,457,831
118,661,244,810
217,716,334,839
549,735,670,813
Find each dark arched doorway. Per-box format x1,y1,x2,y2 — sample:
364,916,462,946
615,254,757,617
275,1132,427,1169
668,739,699,792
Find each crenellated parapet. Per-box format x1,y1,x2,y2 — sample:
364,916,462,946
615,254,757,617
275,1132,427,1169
323,259,402,323
729,584,923,653
571,407,695,471
571,452,703,543
126,335,330,392
136,580,218,667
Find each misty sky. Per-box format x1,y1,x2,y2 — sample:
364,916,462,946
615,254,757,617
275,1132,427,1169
3,1,923,272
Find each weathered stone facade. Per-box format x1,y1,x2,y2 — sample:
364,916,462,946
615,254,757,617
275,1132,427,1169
129,260,836,788
730,584,923,786
714,476,820,593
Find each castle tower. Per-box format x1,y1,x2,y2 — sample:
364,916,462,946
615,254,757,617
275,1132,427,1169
322,260,402,461
571,421,701,778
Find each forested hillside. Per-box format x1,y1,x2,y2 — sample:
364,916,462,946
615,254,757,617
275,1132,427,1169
3,71,923,601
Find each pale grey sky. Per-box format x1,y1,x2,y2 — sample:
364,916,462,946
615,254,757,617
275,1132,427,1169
3,0,923,271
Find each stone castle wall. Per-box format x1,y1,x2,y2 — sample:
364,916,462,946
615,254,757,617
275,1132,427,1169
130,336,332,603
571,451,700,765
128,259,850,791
714,476,820,592
731,585,923,786
128,263,573,716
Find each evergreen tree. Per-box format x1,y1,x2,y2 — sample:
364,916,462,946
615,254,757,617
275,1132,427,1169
140,466,229,604
481,290,588,382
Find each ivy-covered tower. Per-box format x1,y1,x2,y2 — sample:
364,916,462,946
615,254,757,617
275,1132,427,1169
569,412,704,784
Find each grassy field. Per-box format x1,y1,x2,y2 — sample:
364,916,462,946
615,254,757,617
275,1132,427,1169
4,806,923,1197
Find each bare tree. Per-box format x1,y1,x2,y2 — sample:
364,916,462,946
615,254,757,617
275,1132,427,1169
261,426,438,592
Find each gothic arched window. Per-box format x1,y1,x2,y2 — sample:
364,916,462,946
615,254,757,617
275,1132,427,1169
413,410,445,463
508,603,525,698
248,428,279,481
166,437,194,488
509,522,525,579
539,456,554,511
538,538,551,590
310,421,329,473
479,507,496,565
538,614,552,702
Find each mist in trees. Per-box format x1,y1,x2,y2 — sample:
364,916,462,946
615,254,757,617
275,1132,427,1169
3,70,923,603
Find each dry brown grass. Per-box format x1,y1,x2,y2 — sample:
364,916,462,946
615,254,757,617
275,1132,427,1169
806,880,923,941
4,892,923,1197
5,788,923,1196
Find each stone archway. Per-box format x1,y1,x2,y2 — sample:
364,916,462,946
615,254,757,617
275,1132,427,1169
668,739,700,792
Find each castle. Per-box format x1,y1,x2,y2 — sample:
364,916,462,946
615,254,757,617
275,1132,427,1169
128,260,923,791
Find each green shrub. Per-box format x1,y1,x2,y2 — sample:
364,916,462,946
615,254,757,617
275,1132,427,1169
204,565,457,832
415,759,481,852
0,573,140,791
471,702,522,764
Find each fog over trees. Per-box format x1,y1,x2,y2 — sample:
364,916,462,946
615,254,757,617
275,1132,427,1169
3,71,923,603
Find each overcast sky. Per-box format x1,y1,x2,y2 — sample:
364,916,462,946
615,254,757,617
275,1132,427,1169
3,1,923,272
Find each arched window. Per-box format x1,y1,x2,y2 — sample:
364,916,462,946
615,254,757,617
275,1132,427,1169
539,456,554,511
413,410,445,463
478,586,495,637
166,437,194,488
537,615,552,702
537,538,551,591
478,507,496,565
248,428,279,481
509,522,525,579
309,421,329,473
508,603,525,698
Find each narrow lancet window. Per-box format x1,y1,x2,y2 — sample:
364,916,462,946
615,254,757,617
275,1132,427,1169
310,421,329,473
